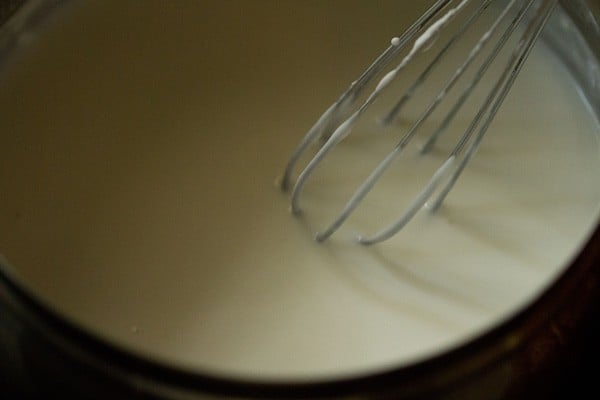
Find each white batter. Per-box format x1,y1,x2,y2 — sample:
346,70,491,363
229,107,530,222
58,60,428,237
0,0,599,381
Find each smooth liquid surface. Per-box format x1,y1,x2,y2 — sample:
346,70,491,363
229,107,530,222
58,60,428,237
0,1,599,380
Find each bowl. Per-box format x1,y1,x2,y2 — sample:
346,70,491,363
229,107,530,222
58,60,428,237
1,1,599,398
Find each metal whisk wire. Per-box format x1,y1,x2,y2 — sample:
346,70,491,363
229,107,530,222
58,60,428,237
280,0,558,245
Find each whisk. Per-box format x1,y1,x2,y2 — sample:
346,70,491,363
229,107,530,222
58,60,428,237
280,0,558,245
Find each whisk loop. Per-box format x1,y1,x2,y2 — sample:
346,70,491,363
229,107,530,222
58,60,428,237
281,0,558,245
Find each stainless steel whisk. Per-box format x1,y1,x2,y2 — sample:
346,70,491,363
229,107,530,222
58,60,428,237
280,0,558,245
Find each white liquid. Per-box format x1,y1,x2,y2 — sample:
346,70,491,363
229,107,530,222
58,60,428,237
0,1,599,381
